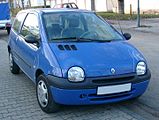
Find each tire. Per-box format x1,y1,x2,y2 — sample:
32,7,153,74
36,74,60,113
9,52,20,74
6,27,10,35
132,95,142,100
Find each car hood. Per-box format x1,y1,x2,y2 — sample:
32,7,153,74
49,41,145,78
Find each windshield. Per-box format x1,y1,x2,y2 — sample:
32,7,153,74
42,12,123,42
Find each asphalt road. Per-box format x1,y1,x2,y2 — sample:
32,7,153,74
0,27,159,120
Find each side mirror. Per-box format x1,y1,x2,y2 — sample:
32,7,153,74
24,35,38,43
123,33,131,40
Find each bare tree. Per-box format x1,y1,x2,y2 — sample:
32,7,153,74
8,0,12,8
28,0,31,7
21,0,24,9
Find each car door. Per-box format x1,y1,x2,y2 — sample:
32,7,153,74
16,13,40,79
10,12,27,65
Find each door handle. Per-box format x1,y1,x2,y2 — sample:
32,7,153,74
16,37,18,41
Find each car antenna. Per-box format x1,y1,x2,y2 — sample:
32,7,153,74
110,0,124,35
117,17,123,35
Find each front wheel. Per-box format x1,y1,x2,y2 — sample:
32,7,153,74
36,75,60,113
9,52,20,74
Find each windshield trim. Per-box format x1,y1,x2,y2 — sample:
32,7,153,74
49,37,123,43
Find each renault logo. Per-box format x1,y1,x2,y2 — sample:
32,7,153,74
111,68,116,74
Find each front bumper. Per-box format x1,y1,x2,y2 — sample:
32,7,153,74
0,26,5,29
0,23,11,29
51,80,149,105
47,70,151,105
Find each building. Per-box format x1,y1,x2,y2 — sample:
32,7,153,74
9,0,124,13
10,0,159,14
49,0,124,14
124,0,159,14
49,0,159,14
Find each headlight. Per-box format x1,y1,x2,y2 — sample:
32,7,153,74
136,62,146,75
68,67,85,82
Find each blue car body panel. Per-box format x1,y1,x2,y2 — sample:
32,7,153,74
8,9,151,105
49,41,145,78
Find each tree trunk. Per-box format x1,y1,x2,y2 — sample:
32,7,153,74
21,0,24,9
44,0,47,8
28,0,31,7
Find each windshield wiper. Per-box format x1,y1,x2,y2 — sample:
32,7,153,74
51,37,77,40
51,37,112,42
78,37,112,42
51,37,92,42
82,38,112,42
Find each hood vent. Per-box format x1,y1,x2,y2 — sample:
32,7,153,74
64,45,71,50
58,45,77,51
58,45,65,50
70,45,77,50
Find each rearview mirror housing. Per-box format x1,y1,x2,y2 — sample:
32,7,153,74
123,33,131,40
24,35,38,43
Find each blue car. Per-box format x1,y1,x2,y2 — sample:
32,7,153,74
8,8,151,113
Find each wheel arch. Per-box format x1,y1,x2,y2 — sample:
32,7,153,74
35,69,44,82
8,45,11,53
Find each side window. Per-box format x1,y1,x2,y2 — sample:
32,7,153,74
12,12,26,33
20,13,40,40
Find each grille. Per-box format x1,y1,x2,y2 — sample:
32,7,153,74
92,75,135,85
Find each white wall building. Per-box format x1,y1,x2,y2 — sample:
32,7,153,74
31,0,44,6
49,0,159,14
12,0,159,14
125,0,159,14
50,0,122,13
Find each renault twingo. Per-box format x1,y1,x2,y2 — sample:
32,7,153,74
8,8,151,113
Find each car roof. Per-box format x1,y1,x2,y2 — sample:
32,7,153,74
19,8,93,14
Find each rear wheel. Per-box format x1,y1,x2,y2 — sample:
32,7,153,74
36,74,60,113
6,27,10,35
9,52,20,74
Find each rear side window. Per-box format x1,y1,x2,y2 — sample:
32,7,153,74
12,12,26,33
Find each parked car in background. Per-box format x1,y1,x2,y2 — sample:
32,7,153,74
8,8,151,113
0,2,11,34
54,2,78,9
